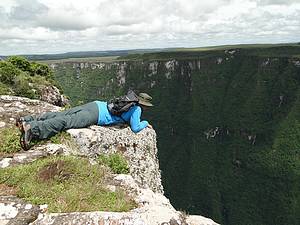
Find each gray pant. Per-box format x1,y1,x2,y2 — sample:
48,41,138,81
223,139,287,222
25,102,99,140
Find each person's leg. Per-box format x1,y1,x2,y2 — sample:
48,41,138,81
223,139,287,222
28,102,99,140
17,112,60,133
36,104,88,120
22,115,37,122
23,112,58,122
23,104,85,122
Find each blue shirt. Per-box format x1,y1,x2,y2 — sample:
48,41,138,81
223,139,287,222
95,101,149,133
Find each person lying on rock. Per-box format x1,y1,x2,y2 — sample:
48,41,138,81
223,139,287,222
16,91,153,150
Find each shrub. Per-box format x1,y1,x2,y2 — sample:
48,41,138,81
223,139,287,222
0,82,12,95
13,72,36,99
31,62,52,77
0,57,65,101
7,56,31,72
98,153,129,174
0,61,21,85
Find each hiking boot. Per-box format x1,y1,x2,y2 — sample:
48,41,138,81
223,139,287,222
20,122,33,151
15,116,25,132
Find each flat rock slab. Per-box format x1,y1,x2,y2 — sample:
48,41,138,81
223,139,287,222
0,196,41,225
0,95,61,128
0,144,69,168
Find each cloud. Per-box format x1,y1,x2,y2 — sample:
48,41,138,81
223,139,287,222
0,0,299,55
37,11,96,31
9,0,48,21
258,0,300,5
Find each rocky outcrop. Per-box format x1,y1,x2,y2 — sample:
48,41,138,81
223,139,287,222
0,196,42,225
0,95,219,225
39,85,69,107
0,95,61,128
67,126,163,193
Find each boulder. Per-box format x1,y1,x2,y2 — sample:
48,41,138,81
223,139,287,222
39,85,69,107
0,196,41,225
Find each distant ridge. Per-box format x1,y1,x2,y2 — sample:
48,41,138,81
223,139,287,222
0,48,173,61
1,42,299,61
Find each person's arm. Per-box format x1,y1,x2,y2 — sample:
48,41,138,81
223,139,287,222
130,106,149,133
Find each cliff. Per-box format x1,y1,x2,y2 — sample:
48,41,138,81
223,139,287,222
0,95,218,225
50,47,300,225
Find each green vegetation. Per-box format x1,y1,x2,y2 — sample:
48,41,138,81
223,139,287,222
98,153,129,174
0,128,75,156
52,61,123,105
49,131,72,144
118,44,300,61
0,82,12,95
0,128,133,212
0,127,20,154
0,156,136,212
50,45,300,225
0,56,57,98
172,43,300,52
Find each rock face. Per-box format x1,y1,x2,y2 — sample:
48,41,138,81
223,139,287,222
67,126,163,193
0,95,219,225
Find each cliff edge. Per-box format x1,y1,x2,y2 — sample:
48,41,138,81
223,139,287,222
0,95,218,225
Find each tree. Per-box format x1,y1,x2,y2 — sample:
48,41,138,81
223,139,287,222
31,62,52,77
7,56,31,73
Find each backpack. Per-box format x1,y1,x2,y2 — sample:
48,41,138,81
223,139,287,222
107,90,139,116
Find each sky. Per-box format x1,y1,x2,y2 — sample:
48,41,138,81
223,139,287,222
0,0,299,55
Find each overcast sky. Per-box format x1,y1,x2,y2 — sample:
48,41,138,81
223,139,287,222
0,0,299,55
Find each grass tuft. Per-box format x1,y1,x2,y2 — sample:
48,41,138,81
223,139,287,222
98,153,130,174
0,127,21,154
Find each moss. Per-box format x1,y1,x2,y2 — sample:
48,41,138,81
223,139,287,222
98,153,129,174
0,156,136,212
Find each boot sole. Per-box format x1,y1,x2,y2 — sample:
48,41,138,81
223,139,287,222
15,117,25,133
18,120,31,151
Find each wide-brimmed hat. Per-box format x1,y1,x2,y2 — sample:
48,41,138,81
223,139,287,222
138,93,153,107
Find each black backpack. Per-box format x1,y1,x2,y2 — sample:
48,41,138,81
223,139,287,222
107,90,139,116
